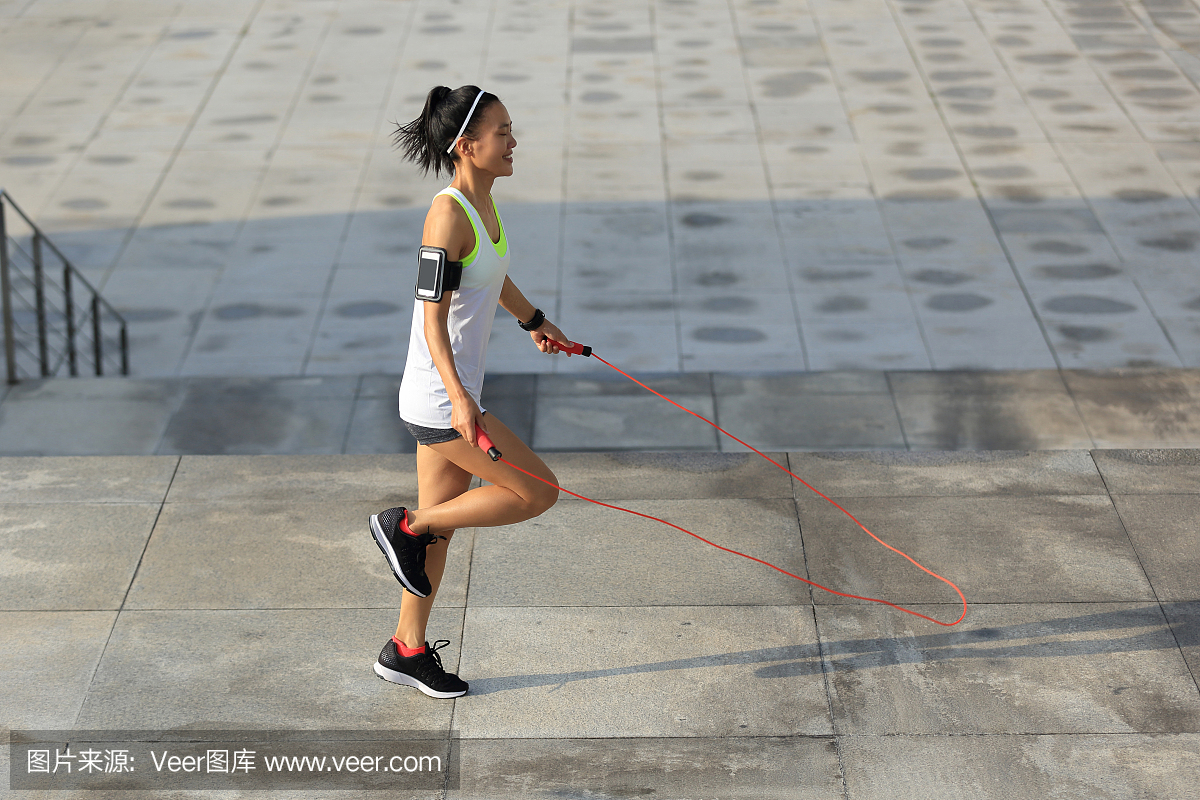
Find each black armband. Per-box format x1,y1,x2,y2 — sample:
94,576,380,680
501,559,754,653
518,308,546,331
414,246,463,302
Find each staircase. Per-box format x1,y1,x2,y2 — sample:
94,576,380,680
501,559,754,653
0,189,128,384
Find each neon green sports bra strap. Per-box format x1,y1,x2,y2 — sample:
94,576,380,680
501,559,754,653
438,189,481,266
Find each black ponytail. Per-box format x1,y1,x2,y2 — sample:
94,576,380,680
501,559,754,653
392,85,500,178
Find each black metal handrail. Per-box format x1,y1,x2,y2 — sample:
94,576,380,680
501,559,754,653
0,188,129,384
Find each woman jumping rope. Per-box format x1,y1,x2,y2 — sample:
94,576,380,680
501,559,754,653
368,86,573,699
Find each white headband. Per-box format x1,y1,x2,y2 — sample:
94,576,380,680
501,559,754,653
446,89,486,154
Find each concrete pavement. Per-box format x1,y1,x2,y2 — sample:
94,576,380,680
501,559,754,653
1,450,1198,798
3,367,1200,456
3,0,1200,377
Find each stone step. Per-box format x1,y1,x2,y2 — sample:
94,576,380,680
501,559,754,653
3,368,1200,456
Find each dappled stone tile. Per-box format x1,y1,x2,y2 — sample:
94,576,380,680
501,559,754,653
818,603,1200,734
799,495,1152,603
75,608,463,729
454,606,830,738
450,737,843,800
841,734,1200,800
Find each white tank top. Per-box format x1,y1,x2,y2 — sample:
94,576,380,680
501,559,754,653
398,187,510,428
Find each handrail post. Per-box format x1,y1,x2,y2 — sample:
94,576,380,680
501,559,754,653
92,295,102,376
33,231,49,376
120,323,129,375
0,195,17,385
64,264,77,376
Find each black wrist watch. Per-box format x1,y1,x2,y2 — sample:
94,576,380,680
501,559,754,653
519,308,546,331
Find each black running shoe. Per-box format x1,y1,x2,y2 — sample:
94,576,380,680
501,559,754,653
374,639,469,699
369,507,442,597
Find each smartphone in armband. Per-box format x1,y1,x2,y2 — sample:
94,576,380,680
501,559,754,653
415,246,463,302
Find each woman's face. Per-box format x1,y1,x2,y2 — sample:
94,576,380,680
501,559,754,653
462,101,516,177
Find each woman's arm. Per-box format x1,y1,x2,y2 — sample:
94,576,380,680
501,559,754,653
499,275,571,355
422,196,487,446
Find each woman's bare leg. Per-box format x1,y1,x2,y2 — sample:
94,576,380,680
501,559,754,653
403,414,559,534
394,443,472,649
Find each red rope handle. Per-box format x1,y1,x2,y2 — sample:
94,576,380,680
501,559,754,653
490,343,968,626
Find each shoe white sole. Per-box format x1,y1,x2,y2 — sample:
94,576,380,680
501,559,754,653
369,513,428,598
374,662,467,699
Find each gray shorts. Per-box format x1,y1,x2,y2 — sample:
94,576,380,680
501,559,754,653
402,412,486,446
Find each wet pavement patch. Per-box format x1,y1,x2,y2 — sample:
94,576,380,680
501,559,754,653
335,302,399,318
213,303,304,320
1036,263,1121,280
760,71,828,97
1115,189,1171,203
571,36,654,53
976,165,1033,179
581,91,621,103
692,326,767,343
1042,295,1137,314
3,155,56,166
900,167,961,181
940,86,995,100
958,125,1019,138
926,293,993,311
681,212,729,228
696,271,738,287
1058,324,1114,342
912,269,971,285
930,70,993,81
1137,233,1197,252
1031,240,1089,255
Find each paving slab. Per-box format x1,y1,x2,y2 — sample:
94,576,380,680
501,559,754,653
466,498,808,607
0,380,185,456
0,503,159,611
448,736,844,800
797,495,1154,604
75,608,464,731
453,606,829,739
1092,449,1200,494
343,395,419,455
533,393,720,451
1164,601,1200,689
715,389,906,451
840,733,1200,800
165,454,418,504
541,451,794,500
125,500,473,610
818,603,1200,735
1111,494,1200,603
1072,392,1200,448
157,380,357,455
893,390,1095,450
0,455,178,503
785,450,1107,497
0,611,118,730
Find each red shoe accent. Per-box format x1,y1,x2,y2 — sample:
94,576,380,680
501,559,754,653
399,509,418,537
393,636,426,657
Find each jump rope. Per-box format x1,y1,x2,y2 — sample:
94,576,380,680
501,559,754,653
474,339,968,627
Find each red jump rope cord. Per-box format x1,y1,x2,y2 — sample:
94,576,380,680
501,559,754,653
482,343,967,627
